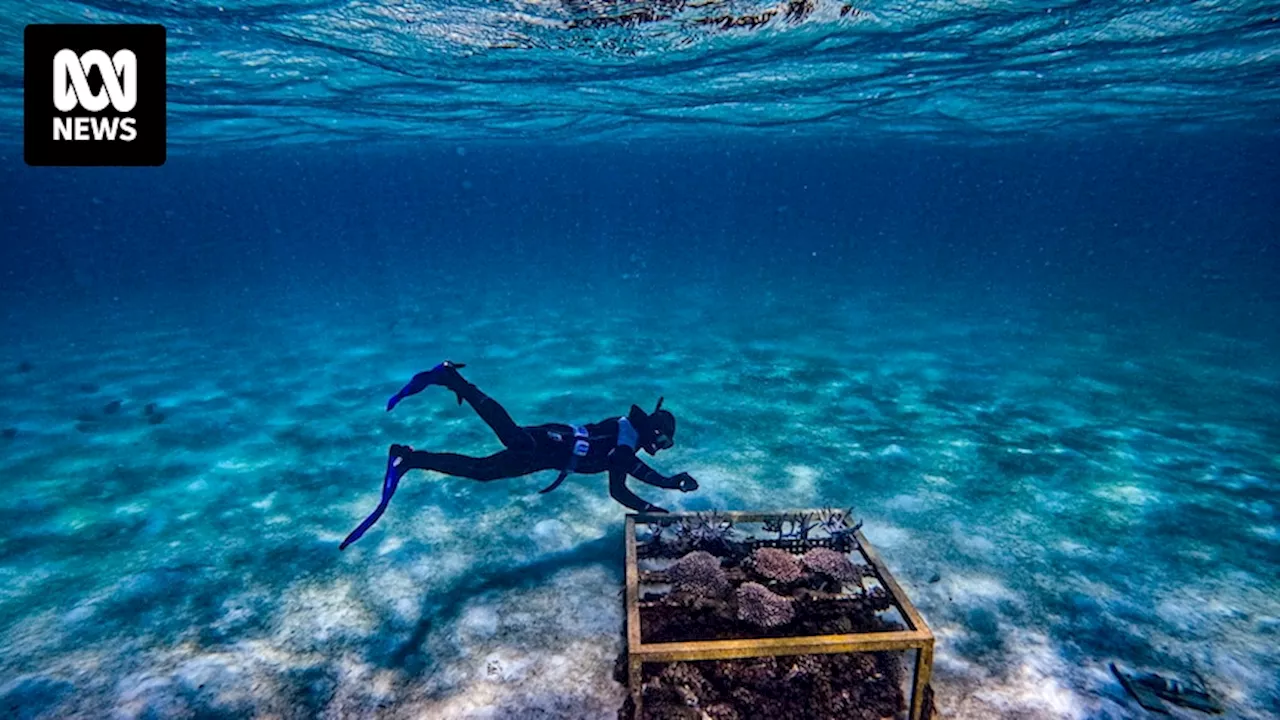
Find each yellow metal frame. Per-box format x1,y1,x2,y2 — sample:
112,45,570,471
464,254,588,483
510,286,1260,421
625,510,935,720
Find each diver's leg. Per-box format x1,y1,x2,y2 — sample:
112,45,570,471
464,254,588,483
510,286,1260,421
438,367,536,452
387,361,533,451
399,446,533,483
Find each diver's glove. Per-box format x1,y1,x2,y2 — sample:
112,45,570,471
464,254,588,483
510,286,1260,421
672,472,699,492
386,361,467,411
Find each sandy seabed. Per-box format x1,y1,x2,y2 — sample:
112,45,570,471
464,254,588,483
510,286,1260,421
1,291,1277,719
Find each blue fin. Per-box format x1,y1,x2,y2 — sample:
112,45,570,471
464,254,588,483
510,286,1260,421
340,451,404,550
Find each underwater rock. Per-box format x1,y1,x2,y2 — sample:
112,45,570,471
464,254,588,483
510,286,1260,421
17,360,33,373
202,593,271,644
79,382,99,393
735,582,794,628
1253,616,1280,635
1064,592,1102,619
877,443,913,464
114,674,190,720
103,399,122,414
2,427,16,439
929,572,941,584
63,601,98,626
281,664,337,717
0,674,74,720
148,412,166,425
458,605,501,641
669,550,729,597
481,652,536,684
749,547,802,583
531,518,575,553
107,567,195,617
800,548,858,583
174,655,255,716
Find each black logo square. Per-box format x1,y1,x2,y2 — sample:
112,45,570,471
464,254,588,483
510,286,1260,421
24,24,166,167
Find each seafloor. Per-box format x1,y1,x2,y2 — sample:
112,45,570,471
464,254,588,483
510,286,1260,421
1,288,1277,720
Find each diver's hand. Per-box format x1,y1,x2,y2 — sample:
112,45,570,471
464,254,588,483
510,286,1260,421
672,472,698,492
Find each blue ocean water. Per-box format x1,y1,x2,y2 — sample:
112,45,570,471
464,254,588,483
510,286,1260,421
2,1,1280,719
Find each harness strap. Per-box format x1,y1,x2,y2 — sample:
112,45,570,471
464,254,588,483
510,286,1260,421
539,425,590,494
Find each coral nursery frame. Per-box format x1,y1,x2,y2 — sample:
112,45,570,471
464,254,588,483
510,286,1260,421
624,510,936,720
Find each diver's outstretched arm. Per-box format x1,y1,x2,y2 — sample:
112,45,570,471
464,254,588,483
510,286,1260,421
608,449,666,512
627,456,698,492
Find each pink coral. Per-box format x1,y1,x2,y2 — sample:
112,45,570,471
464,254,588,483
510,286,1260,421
736,582,795,628
668,550,729,597
801,548,860,583
749,547,802,583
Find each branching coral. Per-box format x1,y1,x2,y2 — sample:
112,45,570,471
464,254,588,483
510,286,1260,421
819,507,862,539
749,547,802,583
762,516,785,537
661,512,738,556
801,548,860,584
735,582,795,628
668,550,729,597
690,512,736,546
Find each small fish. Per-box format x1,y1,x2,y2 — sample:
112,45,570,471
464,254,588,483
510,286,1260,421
79,382,99,393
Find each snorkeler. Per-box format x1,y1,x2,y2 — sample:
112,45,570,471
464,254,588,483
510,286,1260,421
340,361,699,550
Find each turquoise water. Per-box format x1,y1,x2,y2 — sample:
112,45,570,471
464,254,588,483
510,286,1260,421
2,1,1280,719
2,0,1279,144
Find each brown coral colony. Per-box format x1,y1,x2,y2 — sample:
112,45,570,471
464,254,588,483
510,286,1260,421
735,582,795,628
802,547,860,583
748,547,802,583
669,550,730,597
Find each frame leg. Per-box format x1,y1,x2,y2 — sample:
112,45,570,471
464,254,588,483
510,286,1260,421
910,641,934,720
629,658,643,719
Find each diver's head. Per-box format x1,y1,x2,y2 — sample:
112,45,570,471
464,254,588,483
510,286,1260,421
631,397,676,455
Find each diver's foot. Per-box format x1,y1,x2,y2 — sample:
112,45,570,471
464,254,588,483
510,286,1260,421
427,361,468,405
339,445,414,551
431,360,466,387
386,361,468,411
385,443,413,479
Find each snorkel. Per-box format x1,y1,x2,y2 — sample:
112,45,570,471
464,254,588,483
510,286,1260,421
633,397,675,455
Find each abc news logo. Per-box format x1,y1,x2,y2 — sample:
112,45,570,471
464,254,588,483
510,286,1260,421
54,49,140,142
25,24,166,166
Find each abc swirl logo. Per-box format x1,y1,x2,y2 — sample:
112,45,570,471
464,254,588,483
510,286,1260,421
53,49,140,141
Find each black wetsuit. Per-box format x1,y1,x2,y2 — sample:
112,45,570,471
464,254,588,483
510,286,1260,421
398,376,683,512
